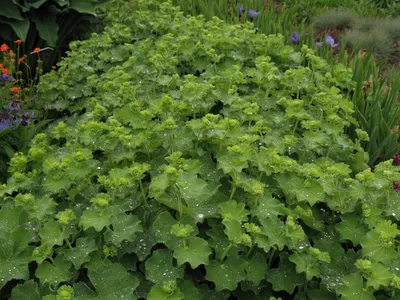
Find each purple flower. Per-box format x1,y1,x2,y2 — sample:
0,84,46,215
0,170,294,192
291,32,300,43
325,34,339,48
248,9,260,19
0,74,14,81
0,113,14,130
238,6,245,16
4,99,22,112
15,112,35,125
316,35,340,48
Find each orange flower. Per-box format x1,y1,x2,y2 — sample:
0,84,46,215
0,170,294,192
2,68,9,75
0,63,3,69
8,50,15,57
0,44,9,52
10,87,20,93
52,65,57,69
18,57,25,65
33,48,40,53
14,39,23,44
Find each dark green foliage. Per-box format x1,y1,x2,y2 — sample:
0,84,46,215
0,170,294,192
0,0,109,73
367,0,400,9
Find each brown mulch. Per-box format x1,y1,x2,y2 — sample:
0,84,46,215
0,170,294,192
263,0,283,12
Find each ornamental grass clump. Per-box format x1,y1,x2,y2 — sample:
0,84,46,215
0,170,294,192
355,17,379,32
2,0,400,299
313,8,356,31
377,18,400,39
343,29,393,58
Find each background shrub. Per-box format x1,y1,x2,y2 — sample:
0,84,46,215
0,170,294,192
377,18,400,39
312,8,356,31
343,29,393,58
354,17,378,32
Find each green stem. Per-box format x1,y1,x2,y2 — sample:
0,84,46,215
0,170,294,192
220,244,233,261
268,248,276,268
246,244,255,257
139,180,147,204
65,238,73,250
292,119,299,134
49,256,56,265
386,190,390,208
175,185,184,220
67,189,75,208
229,172,237,201
111,189,117,203
62,225,73,249
88,178,97,195
229,184,236,201
257,172,263,182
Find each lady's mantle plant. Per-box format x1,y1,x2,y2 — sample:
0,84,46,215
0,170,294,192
1,0,400,299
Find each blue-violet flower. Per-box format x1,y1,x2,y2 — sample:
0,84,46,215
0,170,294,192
238,6,244,16
316,35,339,48
248,9,260,19
16,112,35,125
291,32,300,43
0,74,14,81
325,34,339,48
0,113,14,130
4,99,22,112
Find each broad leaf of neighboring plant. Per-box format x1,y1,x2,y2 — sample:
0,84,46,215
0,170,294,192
73,262,139,299
173,237,212,268
267,252,305,294
337,273,375,300
10,280,41,300
0,206,35,288
205,256,246,291
35,256,73,286
145,249,184,286
60,237,98,269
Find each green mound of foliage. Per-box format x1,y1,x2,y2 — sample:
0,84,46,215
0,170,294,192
2,0,400,299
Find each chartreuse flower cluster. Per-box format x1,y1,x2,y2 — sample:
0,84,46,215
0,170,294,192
1,0,400,299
